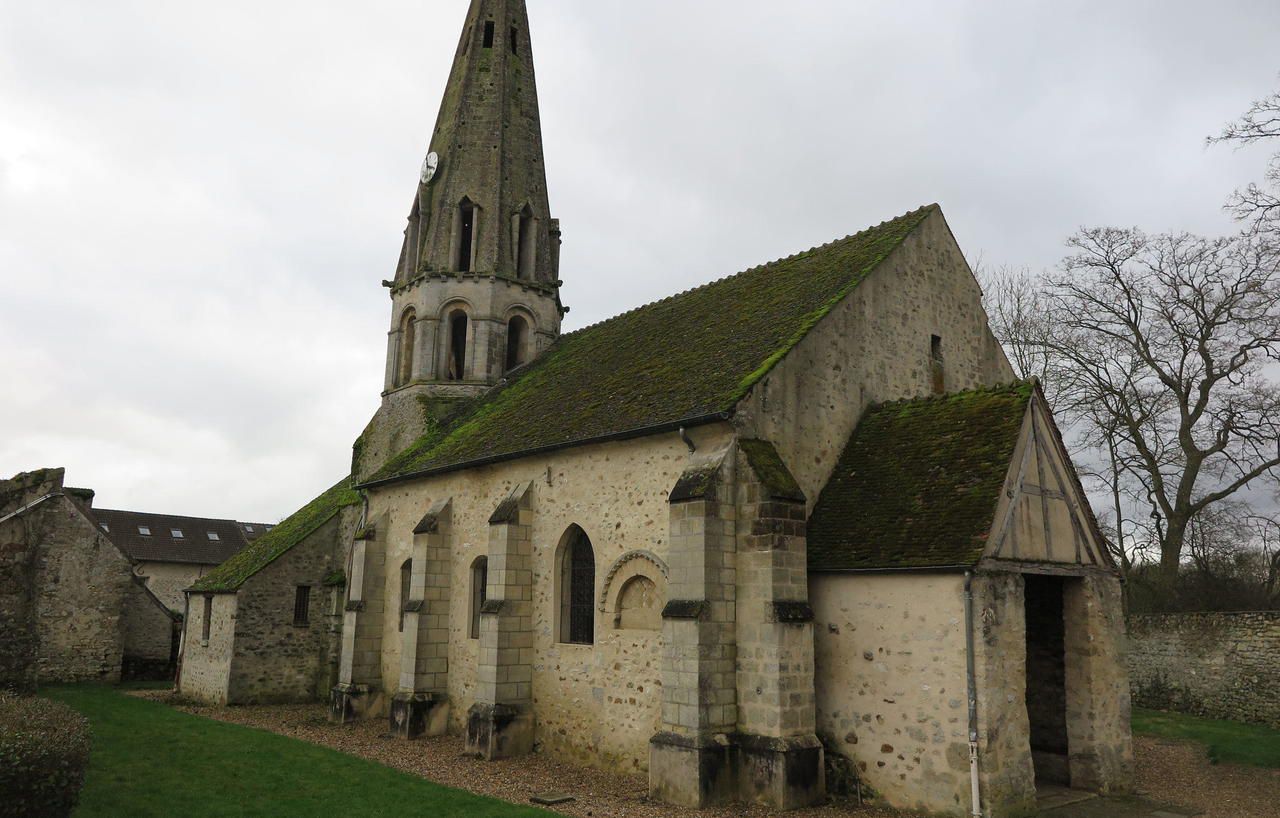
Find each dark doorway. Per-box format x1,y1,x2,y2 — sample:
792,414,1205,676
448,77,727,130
1024,574,1070,787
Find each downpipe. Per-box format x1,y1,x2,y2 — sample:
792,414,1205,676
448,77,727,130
965,571,983,818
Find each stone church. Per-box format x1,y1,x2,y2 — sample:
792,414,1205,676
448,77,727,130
177,1,1133,815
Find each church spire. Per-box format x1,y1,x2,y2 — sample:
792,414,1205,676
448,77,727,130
380,0,563,406
396,0,560,284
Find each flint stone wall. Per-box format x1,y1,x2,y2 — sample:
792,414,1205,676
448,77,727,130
1127,612,1280,729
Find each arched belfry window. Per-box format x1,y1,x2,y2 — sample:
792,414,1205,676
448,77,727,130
469,556,488,640
453,198,479,272
505,315,529,372
558,526,596,645
395,308,417,388
513,205,537,280
446,309,469,380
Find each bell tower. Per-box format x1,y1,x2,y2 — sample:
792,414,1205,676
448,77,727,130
356,0,562,482
383,0,563,400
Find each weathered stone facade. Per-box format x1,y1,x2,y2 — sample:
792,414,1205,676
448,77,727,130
1128,611,1280,729
0,469,148,686
179,508,359,705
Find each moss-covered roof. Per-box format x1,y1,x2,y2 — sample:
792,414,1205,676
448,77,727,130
366,205,936,486
807,383,1033,571
189,477,360,592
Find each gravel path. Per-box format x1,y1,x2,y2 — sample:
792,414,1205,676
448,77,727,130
131,692,912,817
1131,735,1280,818
130,693,1279,817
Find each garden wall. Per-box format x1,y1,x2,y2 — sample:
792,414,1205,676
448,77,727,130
1127,612,1280,729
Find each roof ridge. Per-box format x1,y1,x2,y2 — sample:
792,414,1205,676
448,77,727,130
93,508,246,525
559,204,938,339
863,380,1033,411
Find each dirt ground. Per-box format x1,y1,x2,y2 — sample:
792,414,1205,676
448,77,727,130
1130,735,1280,818
132,693,1278,817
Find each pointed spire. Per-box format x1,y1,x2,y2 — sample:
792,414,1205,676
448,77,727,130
396,0,560,287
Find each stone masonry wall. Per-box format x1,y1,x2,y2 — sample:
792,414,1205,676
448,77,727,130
1128,612,1280,729
737,208,1015,515
370,426,736,773
0,469,64,692
122,580,177,678
31,494,134,685
180,593,237,704
812,572,973,816
136,561,210,613
229,512,357,704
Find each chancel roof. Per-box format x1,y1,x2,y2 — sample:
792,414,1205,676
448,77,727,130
363,205,938,487
807,382,1035,571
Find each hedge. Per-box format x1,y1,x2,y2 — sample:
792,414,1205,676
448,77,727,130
0,693,91,818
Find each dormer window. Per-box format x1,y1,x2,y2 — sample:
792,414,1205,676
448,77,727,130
138,526,151,536
207,531,221,541
171,529,184,539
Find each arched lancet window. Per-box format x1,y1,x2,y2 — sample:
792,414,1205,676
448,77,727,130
469,556,488,640
513,205,536,280
446,309,469,380
395,308,417,388
505,315,529,372
454,198,479,272
558,526,596,645
398,559,412,633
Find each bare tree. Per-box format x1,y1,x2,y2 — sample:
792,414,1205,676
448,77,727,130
1210,87,1280,233
1042,228,1280,581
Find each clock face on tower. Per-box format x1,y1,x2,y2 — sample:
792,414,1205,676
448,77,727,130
421,152,440,184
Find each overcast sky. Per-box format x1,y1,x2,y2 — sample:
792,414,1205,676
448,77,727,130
1,1,1277,521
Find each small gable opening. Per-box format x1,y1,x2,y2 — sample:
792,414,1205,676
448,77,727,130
447,310,469,380
395,308,417,388
558,526,596,645
931,334,945,395
483,20,495,49
505,315,529,372
469,556,487,639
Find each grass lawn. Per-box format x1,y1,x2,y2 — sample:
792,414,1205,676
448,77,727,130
1133,707,1280,769
45,685,547,818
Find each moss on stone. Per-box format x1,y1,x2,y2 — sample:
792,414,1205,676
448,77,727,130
808,382,1034,571
367,206,936,486
739,439,805,502
190,477,361,592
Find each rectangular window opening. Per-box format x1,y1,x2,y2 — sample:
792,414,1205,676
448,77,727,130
293,586,311,627
171,529,184,538
207,531,220,541
931,334,945,395
138,526,151,536
201,595,212,642
510,27,519,54
100,523,109,532
483,21,495,48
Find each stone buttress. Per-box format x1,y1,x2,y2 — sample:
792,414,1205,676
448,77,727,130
649,440,824,809
390,499,454,739
466,483,535,758
330,519,386,722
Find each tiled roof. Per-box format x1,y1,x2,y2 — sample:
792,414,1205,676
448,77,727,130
365,205,937,486
91,509,267,566
190,477,360,593
807,382,1033,571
